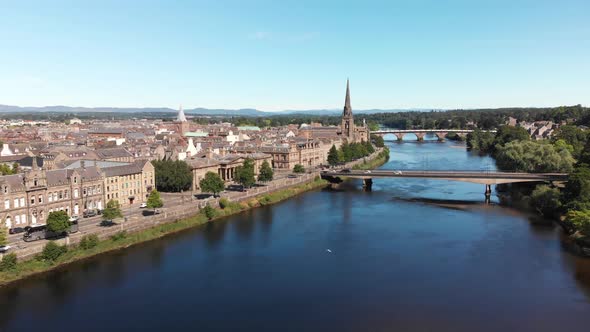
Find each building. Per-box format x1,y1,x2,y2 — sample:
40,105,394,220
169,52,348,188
102,160,155,207
339,79,370,143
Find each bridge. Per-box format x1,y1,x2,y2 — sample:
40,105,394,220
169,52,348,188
370,129,497,141
321,169,568,200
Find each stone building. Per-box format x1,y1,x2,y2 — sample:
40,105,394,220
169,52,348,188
103,160,155,207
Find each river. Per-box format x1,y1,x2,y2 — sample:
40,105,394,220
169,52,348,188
1,136,590,332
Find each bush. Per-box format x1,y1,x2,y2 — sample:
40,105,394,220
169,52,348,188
530,185,562,217
40,241,67,261
110,231,127,242
0,253,17,271
202,204,216,220
293,164,305,173
79,234,99,250
219,198,230,209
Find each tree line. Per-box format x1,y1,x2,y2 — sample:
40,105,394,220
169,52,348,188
327,141,375,166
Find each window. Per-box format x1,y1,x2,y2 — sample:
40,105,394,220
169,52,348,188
107,186,110,191
74,177,77,184
15,215,20,224
53,192,57,201
14,198,18,208
31,197,35,205
3,186,7,194
4,199,9,209
74,189,79,198
19,197,25,207
59,191,63,199
48,193,53,202
21,214,26,224
38,195,43,203
64,190,68,199
34,178,38,186
83,188,87,196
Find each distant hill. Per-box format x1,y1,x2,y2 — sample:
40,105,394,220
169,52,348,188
0,104,437,117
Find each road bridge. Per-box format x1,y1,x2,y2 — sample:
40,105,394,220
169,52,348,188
370,129,497,141
321,169,568,200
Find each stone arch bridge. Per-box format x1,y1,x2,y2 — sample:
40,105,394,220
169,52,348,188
371,129,497,141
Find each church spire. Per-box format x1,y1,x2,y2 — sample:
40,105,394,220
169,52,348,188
177,105,187,122
343,79,352,117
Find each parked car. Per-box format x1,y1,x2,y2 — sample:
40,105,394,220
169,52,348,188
9,227,25,235
140,203,147,208
287,174,297,178
393,170,402,175
154,209,162,215
0,245,11,253
100,219,115,227
69,216,79,223
83,210,97,218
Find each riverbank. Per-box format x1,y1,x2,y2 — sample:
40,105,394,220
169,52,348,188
352,147,390,170
0,176,329,287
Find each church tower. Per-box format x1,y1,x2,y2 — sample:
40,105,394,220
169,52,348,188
176,105,189,135
341,79,355,141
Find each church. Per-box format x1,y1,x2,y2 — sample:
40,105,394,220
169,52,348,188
339,79,370,143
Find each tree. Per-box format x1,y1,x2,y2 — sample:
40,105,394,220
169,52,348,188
327,145,340,166
530,185,562,217
146,190,164,212
199,171,225,196
202,204,216,220
371,135,385,148
0,224,7,246
46,211,71,234
151,159,193,192
0,253,17,271
103,199,123,221
257,161,274,182
293,164,305,173
563,164,590,209
494,141,574,173
234,158,256,189
565,210,590,235
552,125,587,159
493,125,530,147
40,241,67,261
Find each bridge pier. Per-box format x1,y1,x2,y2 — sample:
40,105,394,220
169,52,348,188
363,178,373,191
484,184,492,200
415,132,426,141
435,132,447,141
394,133,404,141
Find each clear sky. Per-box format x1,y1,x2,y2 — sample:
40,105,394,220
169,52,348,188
1,0,589,111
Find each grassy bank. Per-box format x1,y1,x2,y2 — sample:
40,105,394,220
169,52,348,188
0,177,328,287
352,147,390,170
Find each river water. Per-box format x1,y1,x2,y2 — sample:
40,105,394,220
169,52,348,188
1,137,590,332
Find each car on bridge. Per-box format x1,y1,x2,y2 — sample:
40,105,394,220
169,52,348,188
342,168,352,173
394,170,402,175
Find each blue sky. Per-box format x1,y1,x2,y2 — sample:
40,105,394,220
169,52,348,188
1,0,589,110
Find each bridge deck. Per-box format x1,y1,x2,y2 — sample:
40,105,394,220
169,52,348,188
321,170,568,184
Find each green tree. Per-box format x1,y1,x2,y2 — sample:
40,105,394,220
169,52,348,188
40,241,67,261
152,159,193,192
79,234,99,250
371,135,385,148
552,125,587,158
257,161,274,182
235,158,256,189
46,211,71,234
494,141,574,173
199,171,225,196
293,164,305,173
146,190,164,211
565,210,590,235
0,224,7,246
327,145,340,166
0,253,17,271
202,204,216,220
103,199,123,221
530,185,562,217
493,125,530,146
563,164,590,209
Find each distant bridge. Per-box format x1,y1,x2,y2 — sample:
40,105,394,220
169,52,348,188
370,129,497,141
321,169,568,200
